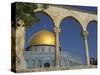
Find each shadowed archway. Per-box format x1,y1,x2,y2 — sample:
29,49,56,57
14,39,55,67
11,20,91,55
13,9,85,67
44,62,50,68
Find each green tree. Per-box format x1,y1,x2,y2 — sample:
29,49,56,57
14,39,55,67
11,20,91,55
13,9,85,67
16,2,49,28
16,2,39,28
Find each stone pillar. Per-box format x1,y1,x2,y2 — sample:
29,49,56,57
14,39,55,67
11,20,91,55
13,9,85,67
16,19,26,70
54,27,61,67
81,31,90,66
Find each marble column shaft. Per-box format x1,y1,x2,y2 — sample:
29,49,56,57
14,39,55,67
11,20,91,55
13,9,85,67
81,31,90,65
54,27,61,67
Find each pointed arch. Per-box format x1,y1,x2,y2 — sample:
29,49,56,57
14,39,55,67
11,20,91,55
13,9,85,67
60,16,83,31
86,20,97,30
87,21,97,60
25,11,55,49
34,11,55,27
59,16,84,62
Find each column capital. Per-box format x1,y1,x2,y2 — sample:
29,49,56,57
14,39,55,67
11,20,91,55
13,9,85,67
81,31,89,39
54,27,61,33
17,19,24,27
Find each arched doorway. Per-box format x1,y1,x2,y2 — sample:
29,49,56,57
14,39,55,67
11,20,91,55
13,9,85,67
44,62,50,68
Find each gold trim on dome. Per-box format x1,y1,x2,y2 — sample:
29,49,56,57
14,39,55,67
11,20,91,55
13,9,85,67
29,29,55,46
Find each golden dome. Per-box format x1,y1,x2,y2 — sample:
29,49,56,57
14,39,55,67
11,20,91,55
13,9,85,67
29,29,55,46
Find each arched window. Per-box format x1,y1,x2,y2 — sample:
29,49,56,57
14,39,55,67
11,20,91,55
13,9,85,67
42,46,44,52
35,47,37,52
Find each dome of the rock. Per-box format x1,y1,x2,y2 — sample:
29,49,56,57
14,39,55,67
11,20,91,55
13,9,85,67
29,29,55,46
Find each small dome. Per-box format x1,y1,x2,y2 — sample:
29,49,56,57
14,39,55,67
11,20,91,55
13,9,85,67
29,29,55,46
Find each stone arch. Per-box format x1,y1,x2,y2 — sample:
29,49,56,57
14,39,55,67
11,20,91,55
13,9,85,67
59,16,84,58
86,20,97,30
25,11,56,49
34,11,55,27
86,21,97,62
60,16,83,30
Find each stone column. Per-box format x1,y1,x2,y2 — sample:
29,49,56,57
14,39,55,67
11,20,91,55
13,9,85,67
16,20,26,70
81,31,90,65
54,27,61,67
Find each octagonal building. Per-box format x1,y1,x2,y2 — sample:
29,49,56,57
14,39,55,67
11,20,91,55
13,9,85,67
24,29,82,68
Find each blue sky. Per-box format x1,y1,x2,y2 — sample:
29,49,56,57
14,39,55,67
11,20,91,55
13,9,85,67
25,5,97,64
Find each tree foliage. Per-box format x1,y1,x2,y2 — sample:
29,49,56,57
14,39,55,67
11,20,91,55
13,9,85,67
16,2,49,28
16,2,39,28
